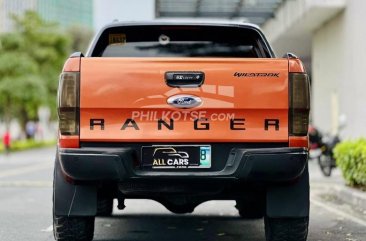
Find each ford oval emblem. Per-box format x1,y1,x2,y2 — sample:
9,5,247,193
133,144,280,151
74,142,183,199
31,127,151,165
167,95,202,108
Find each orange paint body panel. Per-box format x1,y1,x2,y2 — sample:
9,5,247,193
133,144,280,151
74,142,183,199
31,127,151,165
289,59,305,73
62,58,80,72
79,58,289,142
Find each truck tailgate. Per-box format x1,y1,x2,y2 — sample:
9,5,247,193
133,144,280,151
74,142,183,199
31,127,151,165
79,58,289,142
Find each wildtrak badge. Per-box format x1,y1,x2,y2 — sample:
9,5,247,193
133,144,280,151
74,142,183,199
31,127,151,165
234,72,280,77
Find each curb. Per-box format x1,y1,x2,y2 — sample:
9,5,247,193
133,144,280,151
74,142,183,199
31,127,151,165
330,184,366,211
312,183,366,211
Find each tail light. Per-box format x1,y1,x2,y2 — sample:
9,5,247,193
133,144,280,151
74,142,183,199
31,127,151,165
289,73,310,136
58,72,80,135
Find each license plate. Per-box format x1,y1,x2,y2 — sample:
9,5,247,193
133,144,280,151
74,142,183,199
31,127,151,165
141,145,211,169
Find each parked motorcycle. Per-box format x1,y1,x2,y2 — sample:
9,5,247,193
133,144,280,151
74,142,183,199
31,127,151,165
318,134,340,176
309,125,340,177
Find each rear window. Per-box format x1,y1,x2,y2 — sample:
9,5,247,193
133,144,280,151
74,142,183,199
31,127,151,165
90,25,272,58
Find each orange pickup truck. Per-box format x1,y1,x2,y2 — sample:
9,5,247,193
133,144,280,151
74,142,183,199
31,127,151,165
53,22,310,241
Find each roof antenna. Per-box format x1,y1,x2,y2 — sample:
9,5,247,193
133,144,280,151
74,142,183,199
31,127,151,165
113,19,119,22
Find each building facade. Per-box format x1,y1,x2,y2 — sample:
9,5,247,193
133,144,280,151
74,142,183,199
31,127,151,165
262,0,366,139
311,0,366,139
0,0,93,32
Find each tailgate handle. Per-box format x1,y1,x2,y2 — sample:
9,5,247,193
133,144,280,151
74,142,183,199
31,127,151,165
165,71,204,88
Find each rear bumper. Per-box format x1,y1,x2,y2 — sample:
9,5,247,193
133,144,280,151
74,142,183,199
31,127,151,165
58,146,308,183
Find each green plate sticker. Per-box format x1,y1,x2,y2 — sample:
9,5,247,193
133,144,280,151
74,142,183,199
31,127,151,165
199,146,211,168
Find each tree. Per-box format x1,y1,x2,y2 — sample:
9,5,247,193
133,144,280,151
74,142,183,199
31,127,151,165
0,11,70,131
67,25,94,54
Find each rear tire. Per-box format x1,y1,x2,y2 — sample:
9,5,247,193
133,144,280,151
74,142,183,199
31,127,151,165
318,155,332,177
53,215,95,241
264,216,309,241
53,156,95,241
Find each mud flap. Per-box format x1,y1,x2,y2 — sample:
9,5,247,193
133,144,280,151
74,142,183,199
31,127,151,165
266,165,309,218
54,157,97,216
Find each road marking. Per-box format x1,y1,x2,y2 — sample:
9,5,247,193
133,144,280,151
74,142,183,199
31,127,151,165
41,225,53,232
0,180,52,187
0,162,52,179
311,198,366,227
